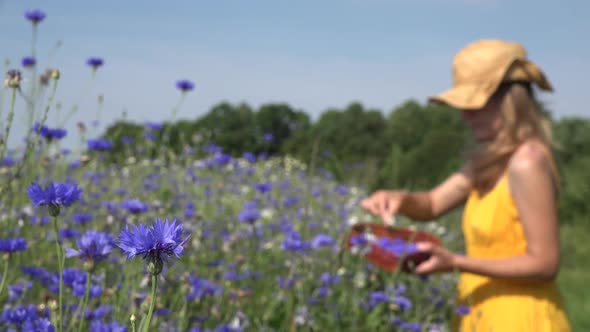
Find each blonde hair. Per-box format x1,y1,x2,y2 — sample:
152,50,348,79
465,82,560,193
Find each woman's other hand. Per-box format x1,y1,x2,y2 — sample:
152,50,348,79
414,242,457,275
360,190,407,225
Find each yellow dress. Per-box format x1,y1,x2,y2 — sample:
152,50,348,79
452,173,572,332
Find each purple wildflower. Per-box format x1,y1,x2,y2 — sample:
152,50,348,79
176,80,194,92
455,305,470,316
27,181,83,216
311,234,335,249
73,213,93,225
25,9,46,24
238,201,260,224
393,295,412,311
145,122,163,131
89,321,127,332
399,322,422,332
368,291,389,308
117,218,190,275
22,57,36,68
0,238,27,253
255,183,272,194
280,231,309,253
87,138,113,151
86,57,104,70
7,281,33,302
120,199,148,214
33,123,67,142
121,136,134,144
186,275,222,301
1,157,15,167
378,237,418,256
65,230,115,265
263,133,274,142
242,152,256,163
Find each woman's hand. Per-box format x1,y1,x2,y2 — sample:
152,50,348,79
360,190,407,225
414,242,458,275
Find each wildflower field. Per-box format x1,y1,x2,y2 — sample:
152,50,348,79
1,7,588,332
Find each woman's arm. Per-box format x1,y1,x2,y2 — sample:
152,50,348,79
361,163,473,223
416,143,561,281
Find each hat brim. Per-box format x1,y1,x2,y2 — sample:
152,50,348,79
427,81,498,111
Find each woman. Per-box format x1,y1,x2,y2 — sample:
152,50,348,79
360,39,572,331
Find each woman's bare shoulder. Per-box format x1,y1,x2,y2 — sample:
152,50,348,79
508,138,553,178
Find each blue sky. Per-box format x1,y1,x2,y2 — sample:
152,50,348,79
1,0,588,148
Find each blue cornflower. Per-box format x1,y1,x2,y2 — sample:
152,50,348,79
87,138,113,151
277,275,296,289
0,238,27,253
73,213,93,225
255,183,272,194
22,317,55,331
1,157,15,167
334,185,348,196
68,160,82,170
263,133,274,142
311,234,335,249
120,199,148,214
27,181,83,217
145,122,163,131
7,281,32,302
214,153,232,166
280,231,309,253
238,204,260,224
393,295,412,311
204,143,223,154
350,235,368,247
455,305,470,316
59,228,80,240
73,283,102,298
84,304,112,321
121,136,134,144
176,80,194,92
86,57,104,70
399,322,422,332
1,304,44,324
65,230,114,266
25,9,46,24
187,275,222,301
33,123,67,142
368,291,389,308
320,273,340,287
378,238,418,256
144,132,156,141
242,152,256,163
22,57,36,68
117,218,190,275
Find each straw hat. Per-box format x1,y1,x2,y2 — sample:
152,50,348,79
428,39,554,110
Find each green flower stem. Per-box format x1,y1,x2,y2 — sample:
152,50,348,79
0,88,17,163
52,217,64,332
142,274,158,332
161,93,187,146
59,73,95,127
0,256,9,298
76,271,92,332
27,24,39,131
0,77,59,199
31,24,37,58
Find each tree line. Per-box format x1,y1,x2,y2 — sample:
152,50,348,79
100,99,590,224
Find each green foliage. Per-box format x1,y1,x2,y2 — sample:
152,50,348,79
99,100,590,226
194,102,258,155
